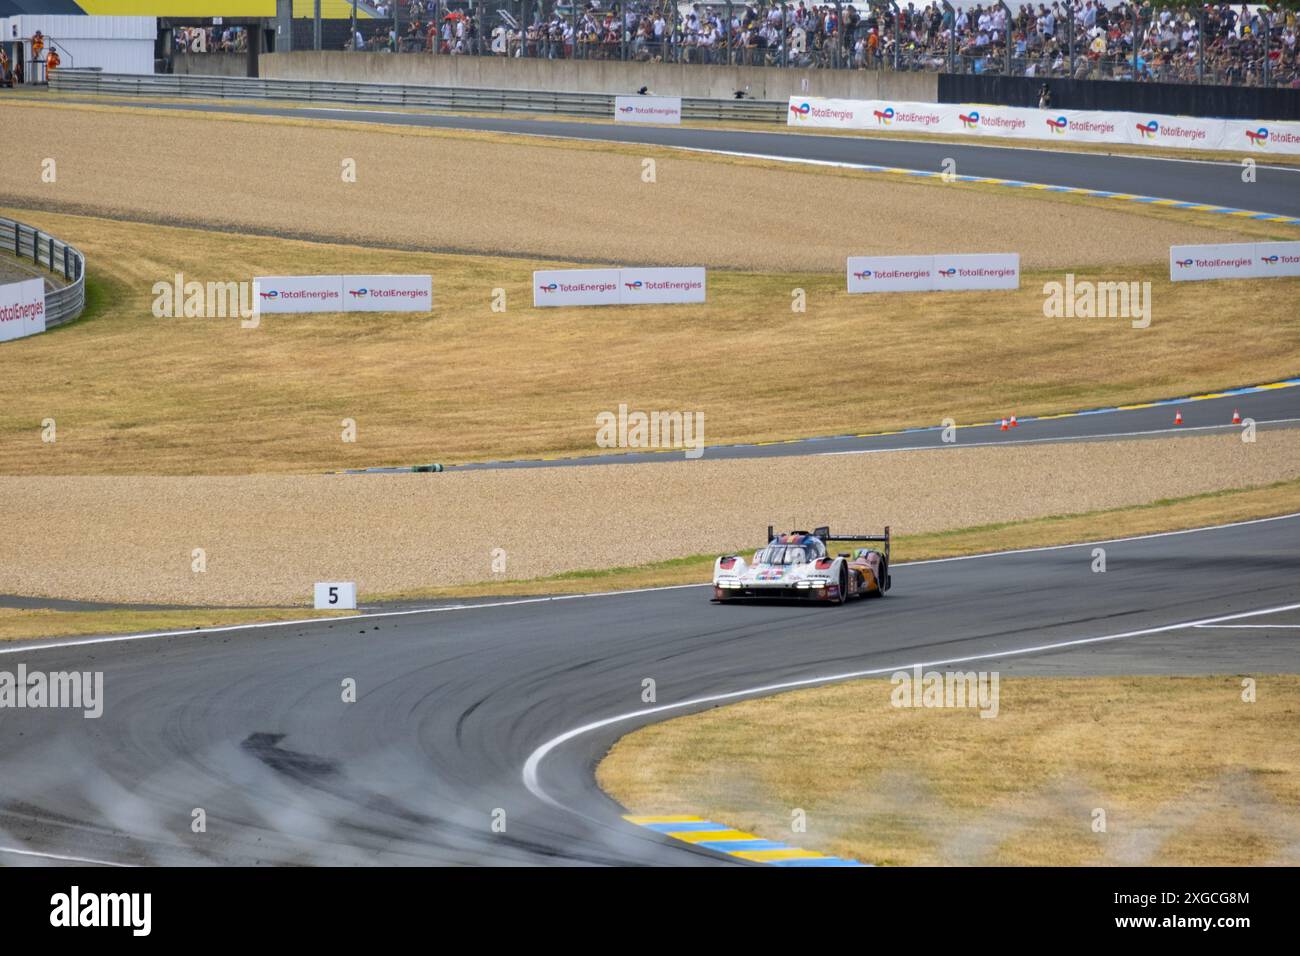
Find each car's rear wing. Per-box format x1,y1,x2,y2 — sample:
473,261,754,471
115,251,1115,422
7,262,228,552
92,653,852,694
766,525,890,561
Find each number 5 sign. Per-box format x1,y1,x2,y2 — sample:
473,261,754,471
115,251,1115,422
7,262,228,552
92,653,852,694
314,582,357,610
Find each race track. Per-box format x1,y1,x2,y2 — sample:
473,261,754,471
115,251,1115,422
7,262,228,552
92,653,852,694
2,99,1297,867
55,98,1300,218
1,514,1296,866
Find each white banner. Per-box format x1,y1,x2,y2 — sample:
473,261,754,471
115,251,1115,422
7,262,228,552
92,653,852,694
618,267,706,304
788,97,1300,155
846,255,935,293
342,275,432,312
1254,241,1300,278
933,253,1020,290
254,275,345,314
533,268,706,307
0,278,46,343
1171,241,1300,281
533,268,622,307
615,96,682,125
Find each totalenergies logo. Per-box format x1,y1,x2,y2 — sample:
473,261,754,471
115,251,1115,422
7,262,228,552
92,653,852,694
348,288,368,298
853,270,873,280
1261,254,1280,264
790,101,811,119
538,283,558,292
959,111,980,129
259,289,279,299
624,280,643,290
873,106,895,125
937,267,957,277
1136,120,1159,138
1046,116,1068,134
1175,259,1194,267
1246,127,1269,147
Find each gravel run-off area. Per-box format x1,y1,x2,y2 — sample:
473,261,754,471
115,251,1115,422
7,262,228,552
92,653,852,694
1,431,1297,605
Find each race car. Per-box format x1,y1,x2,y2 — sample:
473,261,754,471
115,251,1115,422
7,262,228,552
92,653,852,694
712,525,892,604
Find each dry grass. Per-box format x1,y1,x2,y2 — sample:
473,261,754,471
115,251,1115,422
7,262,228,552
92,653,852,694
0,99,1271,272
0,209,1296,476
598,675,1300,865
1,431,1297,605
0,606,348,643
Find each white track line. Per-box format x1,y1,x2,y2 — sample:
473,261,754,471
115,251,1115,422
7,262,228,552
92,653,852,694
4,512,1297,657
819,418,1300,457
521,599,1300,810
901,511,1300,566
1192,624,1300,629
0,846,131,867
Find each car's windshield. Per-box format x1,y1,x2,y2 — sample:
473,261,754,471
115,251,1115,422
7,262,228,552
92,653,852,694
754,546,808,565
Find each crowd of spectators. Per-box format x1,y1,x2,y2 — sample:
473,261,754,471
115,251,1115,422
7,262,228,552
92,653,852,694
174,25,249,54
339,1,1298,85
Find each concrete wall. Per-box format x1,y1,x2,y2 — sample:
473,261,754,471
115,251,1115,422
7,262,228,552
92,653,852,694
172,53,253,77
260,51,939,102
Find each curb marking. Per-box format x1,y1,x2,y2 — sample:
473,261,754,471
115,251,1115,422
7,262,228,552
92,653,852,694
624,815,868,867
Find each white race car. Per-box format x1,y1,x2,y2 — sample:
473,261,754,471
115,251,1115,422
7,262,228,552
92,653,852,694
712,526,892,604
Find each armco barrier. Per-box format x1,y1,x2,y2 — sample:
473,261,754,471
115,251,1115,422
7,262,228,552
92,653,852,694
1,215,86,331
49,69,786,123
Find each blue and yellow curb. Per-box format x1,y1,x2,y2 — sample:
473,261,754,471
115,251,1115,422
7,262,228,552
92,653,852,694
625,814,868,867
885,165,1300,224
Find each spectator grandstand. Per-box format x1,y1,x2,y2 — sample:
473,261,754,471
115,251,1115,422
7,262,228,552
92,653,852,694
295,1,1296,87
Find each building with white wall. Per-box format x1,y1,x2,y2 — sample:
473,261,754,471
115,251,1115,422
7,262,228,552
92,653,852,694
1,15,156,76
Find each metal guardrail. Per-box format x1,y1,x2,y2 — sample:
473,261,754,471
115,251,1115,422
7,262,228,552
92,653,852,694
49,69,787,123
2,215,87,330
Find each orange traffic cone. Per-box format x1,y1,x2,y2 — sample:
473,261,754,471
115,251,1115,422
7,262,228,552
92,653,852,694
1232,409,1242,425
1174,410,1183,425
1009,415,1019,427
999,418,1009,431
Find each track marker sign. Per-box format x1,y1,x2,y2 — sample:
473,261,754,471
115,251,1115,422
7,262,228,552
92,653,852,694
314,582,357,610
614,96,682,125
0,278,46,342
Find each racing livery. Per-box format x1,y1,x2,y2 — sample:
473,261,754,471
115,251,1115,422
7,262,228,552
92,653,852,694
712,526,892,604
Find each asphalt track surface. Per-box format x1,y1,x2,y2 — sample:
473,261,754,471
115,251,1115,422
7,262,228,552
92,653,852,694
0,515,1297,866
55,97,1300,218
2,101,1297,867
